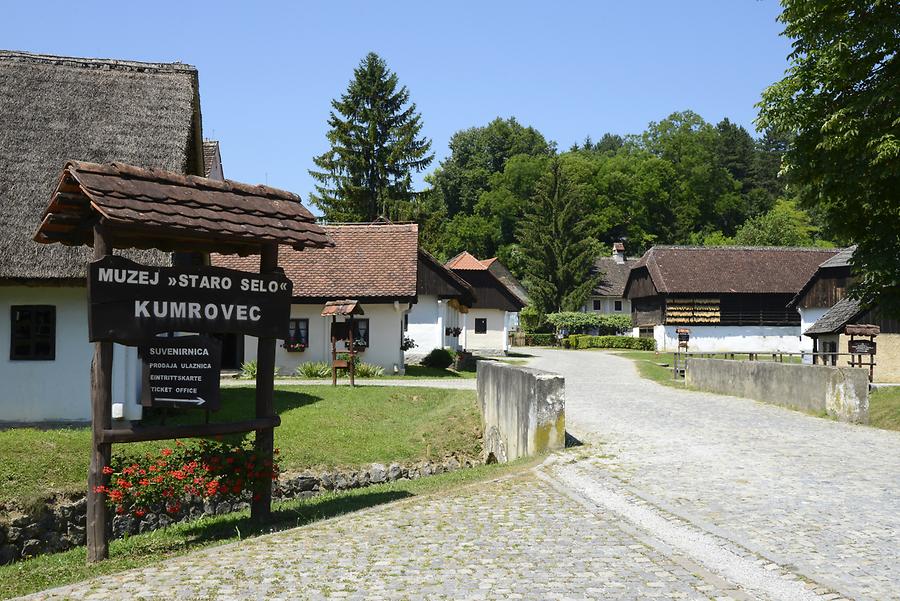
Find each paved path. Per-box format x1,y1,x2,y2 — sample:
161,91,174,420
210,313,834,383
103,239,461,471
528,348,900,601
19,350,899,600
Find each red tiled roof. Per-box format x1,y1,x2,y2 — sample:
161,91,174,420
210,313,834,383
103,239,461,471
213,223,419,300
446,251,489,270
629,246,840,295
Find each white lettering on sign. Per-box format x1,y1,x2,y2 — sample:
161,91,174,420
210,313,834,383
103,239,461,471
134,301,263,321
98,268,160,286
176,274,234,290
240,278,280,293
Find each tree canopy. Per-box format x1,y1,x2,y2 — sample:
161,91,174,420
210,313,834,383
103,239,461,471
309,52,434,222
757,0,899,313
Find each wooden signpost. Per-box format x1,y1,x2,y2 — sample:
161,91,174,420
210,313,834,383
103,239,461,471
33,161,332,563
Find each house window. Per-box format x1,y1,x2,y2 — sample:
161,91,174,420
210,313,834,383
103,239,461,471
614,300,623,312
474,318,487,334
593,300,602,311
10,305,55,360
353,318,370,347
287,318,309,347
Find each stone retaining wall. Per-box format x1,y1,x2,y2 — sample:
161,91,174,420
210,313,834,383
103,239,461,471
477,361,565,462
685,358,869,423
0,454,479,565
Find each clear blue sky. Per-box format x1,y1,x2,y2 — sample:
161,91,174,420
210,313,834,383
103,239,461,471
2,1,792,202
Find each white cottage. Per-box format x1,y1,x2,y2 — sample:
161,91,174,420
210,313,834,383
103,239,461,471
0,51,205,423
446,252,526,355
624,246,839,353
214,223,472,374
582,243,635,316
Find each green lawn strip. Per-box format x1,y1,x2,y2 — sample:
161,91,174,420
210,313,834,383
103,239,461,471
397,365,476,379
869,387,900,431
0,385,481,511
608,350,684,388
0,460,533,600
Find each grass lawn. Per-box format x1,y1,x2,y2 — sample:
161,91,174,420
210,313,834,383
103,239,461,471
400,365,476,379
0,385,481,512
610,350,683,388
869,387,900,431
0,460,533,600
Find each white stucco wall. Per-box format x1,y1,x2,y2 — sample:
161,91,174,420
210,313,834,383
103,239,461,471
0,286,141,423
797,306,829,363
464,308,509,353
407,294,441,354
583,297,631,314
244,302,407,375
654,324,803,353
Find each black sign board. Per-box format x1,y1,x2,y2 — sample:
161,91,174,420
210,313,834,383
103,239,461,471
88,256,292,344
140,335,222,410
848,340,876,355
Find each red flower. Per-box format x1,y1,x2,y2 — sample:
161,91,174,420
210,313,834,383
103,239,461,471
134,508,146,518
93,485,107,494
161,449,173,457
139,479,150,486
102,466,114,475
116,505,125,515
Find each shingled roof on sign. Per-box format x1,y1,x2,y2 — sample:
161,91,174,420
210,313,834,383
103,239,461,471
212,223,420,301
0,50,203,279
34,161,331,254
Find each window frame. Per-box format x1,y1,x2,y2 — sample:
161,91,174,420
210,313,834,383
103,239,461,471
287,318,309,347
353,318,370,347
474,318,488,334
10,305,56,361
593,299,602,311
614,300,623,312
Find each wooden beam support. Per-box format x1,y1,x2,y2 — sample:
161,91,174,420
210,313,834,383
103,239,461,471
87,226,112,563
98,416,281,444
252,243,278,521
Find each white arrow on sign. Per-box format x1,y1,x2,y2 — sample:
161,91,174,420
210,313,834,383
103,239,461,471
155,397,205,406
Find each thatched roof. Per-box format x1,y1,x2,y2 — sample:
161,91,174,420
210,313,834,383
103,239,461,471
0,50,202,280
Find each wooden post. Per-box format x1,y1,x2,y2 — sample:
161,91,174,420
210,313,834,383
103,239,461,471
87,226,113,563
252,243,278,520
348,316,355,387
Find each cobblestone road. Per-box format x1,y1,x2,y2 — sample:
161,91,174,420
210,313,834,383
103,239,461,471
19,350,899,600
529,348,900,601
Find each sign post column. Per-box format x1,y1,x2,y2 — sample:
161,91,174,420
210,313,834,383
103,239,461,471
88,226,113,563
252,243,278,520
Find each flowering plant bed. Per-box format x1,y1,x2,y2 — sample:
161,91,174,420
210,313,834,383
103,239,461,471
95,438,280,517
282,341,307,352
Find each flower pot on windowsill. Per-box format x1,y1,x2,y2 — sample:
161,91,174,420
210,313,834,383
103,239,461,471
282,343,306,353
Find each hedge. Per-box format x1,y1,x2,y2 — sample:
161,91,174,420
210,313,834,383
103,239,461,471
545,312,632,335
518,333,558,346
566,335,655,351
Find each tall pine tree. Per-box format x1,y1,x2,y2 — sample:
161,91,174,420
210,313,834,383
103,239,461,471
309,52,434,222
517,159,601,313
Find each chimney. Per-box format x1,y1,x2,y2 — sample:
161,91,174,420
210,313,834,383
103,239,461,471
612,242,626,264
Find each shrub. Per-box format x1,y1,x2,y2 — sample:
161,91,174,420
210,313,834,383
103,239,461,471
356,362,385,378
96,438,280,518
296,361,331,378
568,335,655,351
520,333,557,346
545,312,632,335
421,348,454,369
239,360,280,379
519,305,549,333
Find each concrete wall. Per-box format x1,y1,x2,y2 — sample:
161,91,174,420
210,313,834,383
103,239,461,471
0,286,141,423
656,324,803,353
476,361,565,462
685,358,869,423
465,308,509,353
244,302,407,375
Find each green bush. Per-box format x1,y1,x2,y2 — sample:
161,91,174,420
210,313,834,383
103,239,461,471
520,333,558,346
421,348,454,369
355,362,385,378
568,335,655,351
239,360,281,379
546,312,632,335
295,361,331,378
519,305,549,333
